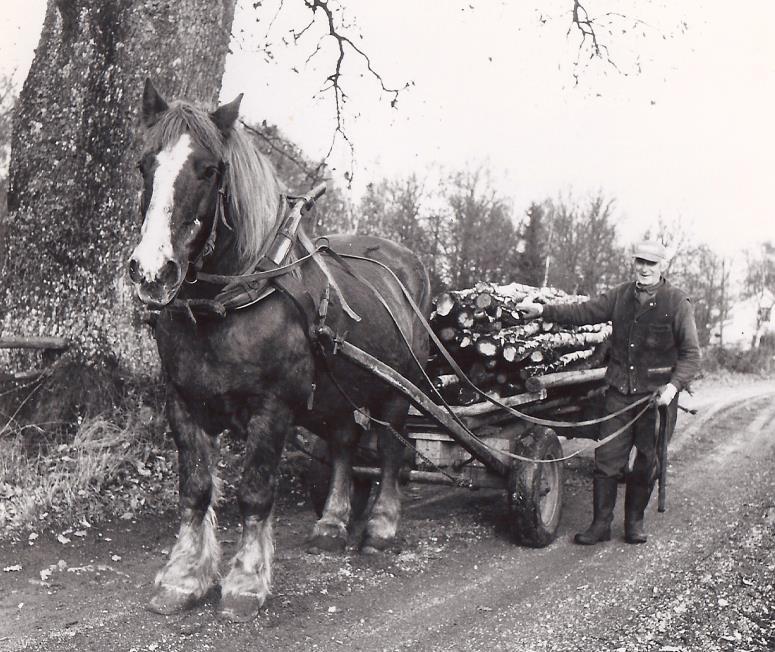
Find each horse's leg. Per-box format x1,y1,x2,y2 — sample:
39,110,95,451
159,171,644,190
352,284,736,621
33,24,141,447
361,399,407,553
217,403,291,623
307,419,359,554
148,389,221,615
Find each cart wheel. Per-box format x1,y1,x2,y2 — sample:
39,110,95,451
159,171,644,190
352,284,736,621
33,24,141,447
307,438,375,522
508,427,563,548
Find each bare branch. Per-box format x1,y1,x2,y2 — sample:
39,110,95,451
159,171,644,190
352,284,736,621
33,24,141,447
241,120,328,184
290,0,410,171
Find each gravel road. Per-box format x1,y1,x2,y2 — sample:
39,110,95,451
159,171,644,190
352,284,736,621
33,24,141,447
2,377,774,652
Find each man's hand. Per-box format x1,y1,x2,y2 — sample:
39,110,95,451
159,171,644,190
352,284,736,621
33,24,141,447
656,383,678,406
517,302,543,320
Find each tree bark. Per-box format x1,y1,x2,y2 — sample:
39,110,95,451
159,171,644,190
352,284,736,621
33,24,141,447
1,0,236,374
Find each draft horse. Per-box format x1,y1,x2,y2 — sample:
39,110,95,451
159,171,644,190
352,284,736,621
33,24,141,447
127,80,431,622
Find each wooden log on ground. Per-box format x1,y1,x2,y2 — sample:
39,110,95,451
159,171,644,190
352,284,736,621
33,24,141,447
0,336,69,351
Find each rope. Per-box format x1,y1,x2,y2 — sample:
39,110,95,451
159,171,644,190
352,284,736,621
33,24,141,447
475,398,656,464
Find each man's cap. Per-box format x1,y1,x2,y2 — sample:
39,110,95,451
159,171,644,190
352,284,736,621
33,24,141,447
633,240,667,263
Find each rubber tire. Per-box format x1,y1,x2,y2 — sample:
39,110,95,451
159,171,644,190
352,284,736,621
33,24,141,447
507,427,564,548
307,437,374,522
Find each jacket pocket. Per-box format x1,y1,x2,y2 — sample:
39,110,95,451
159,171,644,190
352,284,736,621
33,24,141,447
645,323,673,350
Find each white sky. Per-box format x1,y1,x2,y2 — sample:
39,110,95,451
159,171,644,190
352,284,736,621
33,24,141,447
2,1,774,259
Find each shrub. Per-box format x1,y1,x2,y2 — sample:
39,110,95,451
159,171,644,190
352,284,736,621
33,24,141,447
701,341,775,376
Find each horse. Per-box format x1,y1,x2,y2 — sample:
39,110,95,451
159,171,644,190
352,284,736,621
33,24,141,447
127,79,431,622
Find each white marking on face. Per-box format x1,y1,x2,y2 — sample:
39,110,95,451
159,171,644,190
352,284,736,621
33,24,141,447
131,134,193,282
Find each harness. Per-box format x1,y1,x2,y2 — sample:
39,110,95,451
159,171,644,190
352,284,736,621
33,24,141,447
163,179,357,324
150,175,667,470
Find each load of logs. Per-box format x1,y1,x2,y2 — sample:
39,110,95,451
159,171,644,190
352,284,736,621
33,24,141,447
428,281,611,405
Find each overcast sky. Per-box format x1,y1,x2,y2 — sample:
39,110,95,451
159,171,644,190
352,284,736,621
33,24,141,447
2,1,774,259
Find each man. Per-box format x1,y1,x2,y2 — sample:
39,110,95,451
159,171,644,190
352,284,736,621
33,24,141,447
518,240,700,545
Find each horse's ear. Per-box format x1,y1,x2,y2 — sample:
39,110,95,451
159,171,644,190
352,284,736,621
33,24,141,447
142,78,168,127
210,94,244,137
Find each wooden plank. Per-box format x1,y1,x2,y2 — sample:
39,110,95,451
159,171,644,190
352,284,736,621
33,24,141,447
0,336,68,351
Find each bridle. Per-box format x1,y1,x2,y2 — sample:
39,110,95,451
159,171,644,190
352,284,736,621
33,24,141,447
187,160,230,280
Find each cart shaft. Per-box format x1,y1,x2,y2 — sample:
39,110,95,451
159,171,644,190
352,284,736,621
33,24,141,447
316,326,511,477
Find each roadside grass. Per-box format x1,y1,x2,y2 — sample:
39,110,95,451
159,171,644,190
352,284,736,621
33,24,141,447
0,372,311,541
0,377,179,540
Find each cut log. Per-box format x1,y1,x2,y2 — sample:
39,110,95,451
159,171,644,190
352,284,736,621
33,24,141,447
429,281,613,405
525,366,673,392
0,336,69,351
474,336,499,358
434,292,456,317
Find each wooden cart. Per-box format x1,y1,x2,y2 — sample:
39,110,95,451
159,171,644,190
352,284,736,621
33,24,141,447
305,326,625,548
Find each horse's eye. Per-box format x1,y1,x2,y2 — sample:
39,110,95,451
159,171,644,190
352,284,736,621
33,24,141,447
203,166,218,180
135,160,144,174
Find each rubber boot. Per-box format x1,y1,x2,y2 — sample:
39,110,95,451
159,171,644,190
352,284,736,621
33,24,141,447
574,477,618,545
624,478,653,544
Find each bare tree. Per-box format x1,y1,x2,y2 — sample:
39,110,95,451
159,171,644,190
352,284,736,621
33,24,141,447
562,1,685,84
669,244,732,346
286,0,411,163
356,175,445,285
542,192,626,295
743,241,775,299
444,169,520,289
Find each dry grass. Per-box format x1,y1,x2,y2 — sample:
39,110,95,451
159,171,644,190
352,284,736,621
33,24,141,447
0,406,177,538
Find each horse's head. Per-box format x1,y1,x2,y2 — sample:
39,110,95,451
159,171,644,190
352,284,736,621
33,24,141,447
127,79,246,307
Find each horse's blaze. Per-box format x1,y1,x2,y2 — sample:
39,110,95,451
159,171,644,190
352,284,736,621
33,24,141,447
130,133,193,300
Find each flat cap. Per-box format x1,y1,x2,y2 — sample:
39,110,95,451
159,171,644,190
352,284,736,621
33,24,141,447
633,240,667,263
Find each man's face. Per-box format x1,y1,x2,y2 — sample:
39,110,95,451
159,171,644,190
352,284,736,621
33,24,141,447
633,257,664,286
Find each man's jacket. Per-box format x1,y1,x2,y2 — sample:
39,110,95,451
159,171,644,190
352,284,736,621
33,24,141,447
542,279,700,394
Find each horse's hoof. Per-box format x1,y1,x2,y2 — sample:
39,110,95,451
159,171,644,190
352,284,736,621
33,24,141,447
217,593,263,623
360,535,393,554
306,533,347,554
146,585,199,615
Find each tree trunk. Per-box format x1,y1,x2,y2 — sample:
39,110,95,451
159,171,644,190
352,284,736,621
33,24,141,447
1,0,236,378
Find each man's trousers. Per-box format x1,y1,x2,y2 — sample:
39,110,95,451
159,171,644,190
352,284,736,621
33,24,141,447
595,388,679,483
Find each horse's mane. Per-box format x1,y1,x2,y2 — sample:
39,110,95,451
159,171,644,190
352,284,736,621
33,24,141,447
145,100,283,273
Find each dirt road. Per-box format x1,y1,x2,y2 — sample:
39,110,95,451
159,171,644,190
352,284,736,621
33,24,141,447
2,377,775,652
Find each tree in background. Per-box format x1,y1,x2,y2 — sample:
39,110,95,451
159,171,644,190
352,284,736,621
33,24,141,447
357,175,426,243
2,0,238,391
541,192,627,295
245,120,354,234
641,214,693,276
444,169,520,289
743,241,775,299
356,175,450,292
515,202,549,287
670,245,731,346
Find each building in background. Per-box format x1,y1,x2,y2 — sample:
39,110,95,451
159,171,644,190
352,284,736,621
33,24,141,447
710,288,775,350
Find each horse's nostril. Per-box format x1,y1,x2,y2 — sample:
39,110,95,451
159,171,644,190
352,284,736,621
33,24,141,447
158,259,181,286
128,258,142,283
